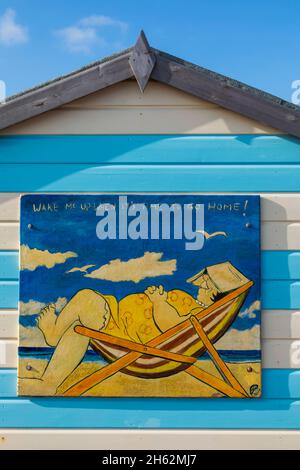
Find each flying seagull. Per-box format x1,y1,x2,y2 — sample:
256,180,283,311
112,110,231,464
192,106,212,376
66,264,96,274
196,230,227,239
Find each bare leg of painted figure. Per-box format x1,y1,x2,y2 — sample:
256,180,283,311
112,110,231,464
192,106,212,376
37,289,110,347
18,289,110,396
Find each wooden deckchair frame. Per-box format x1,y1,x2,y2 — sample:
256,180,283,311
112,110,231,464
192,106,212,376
63,282,253,397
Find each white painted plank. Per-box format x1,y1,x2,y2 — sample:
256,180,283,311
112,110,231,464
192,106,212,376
262,339,300,368
3,310,299,341
1,108,278,135
0,194,20,221
63,80,221,108
1,193,299,223
262,222,300,250
0,223,19,250
0,339,16,367
2,337,300,369
0,310,18,338
262,311,300,339
1,429,300,450
1,221,299,250
261,195,300,221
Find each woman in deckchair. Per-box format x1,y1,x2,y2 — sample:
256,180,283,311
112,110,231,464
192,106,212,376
19,276,218,395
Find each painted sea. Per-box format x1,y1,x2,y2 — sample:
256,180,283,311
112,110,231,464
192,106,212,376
19,347,261,364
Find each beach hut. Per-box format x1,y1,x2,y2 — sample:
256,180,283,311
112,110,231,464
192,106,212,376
0,31,300,449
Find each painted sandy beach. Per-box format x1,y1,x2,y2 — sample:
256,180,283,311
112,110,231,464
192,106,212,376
19,354,261,397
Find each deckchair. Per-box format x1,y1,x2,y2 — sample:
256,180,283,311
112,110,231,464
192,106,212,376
63,281,253,397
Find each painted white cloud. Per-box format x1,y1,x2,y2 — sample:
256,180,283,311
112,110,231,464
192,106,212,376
239,300,261,319
19,324,48,348
20,297,67,316
85,252,177,283
215,325,260,351
55,14,128,53
0,9,28,46
21,245,77,271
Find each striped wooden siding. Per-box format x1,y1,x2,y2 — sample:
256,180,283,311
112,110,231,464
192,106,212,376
0,80,299,447
0,188,300,427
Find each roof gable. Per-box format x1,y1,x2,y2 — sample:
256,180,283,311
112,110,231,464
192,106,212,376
0,31,299,137
1,80,279,135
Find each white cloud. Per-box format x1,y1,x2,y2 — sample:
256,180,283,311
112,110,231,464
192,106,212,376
239,300,261,319
56,26,100,53
55,14,128,53
79,15,128,33
215,325,260,351
0,9,28,46
19,324,48,347
85,252,177,283
20,297,67,316
21,245,77,271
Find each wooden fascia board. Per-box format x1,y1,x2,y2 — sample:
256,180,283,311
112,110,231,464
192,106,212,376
151,51,300,138
0,51,133,130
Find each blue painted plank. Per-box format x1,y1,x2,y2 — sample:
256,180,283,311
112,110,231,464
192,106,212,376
262,281,300,309
1,251,299,281
262,252,300,280
1,164,300,192
1,398,300,428
263,370,300,399
0,279,297,309
0,252,19,279
0,369,16,397
0,135,300,164
0,281,19,308
1,369,299,400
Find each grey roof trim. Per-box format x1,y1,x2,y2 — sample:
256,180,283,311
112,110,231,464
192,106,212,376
152,49,300,137
129,30,156,92
0,48,134,130
5,47,134,103
0,31,300,137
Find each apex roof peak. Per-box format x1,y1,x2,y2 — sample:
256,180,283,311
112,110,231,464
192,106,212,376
129,30,156,92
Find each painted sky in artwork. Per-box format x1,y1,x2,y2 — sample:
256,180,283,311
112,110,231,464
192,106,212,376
19,194,261,346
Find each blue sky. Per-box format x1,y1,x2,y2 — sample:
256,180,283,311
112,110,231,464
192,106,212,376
0,0,299,100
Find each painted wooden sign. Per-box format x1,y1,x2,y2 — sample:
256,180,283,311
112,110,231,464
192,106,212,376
18,194,261,397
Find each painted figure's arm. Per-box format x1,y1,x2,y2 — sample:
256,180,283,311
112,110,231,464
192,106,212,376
144,285,188,332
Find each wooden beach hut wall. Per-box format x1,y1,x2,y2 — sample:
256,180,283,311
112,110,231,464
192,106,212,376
0,31,300,449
